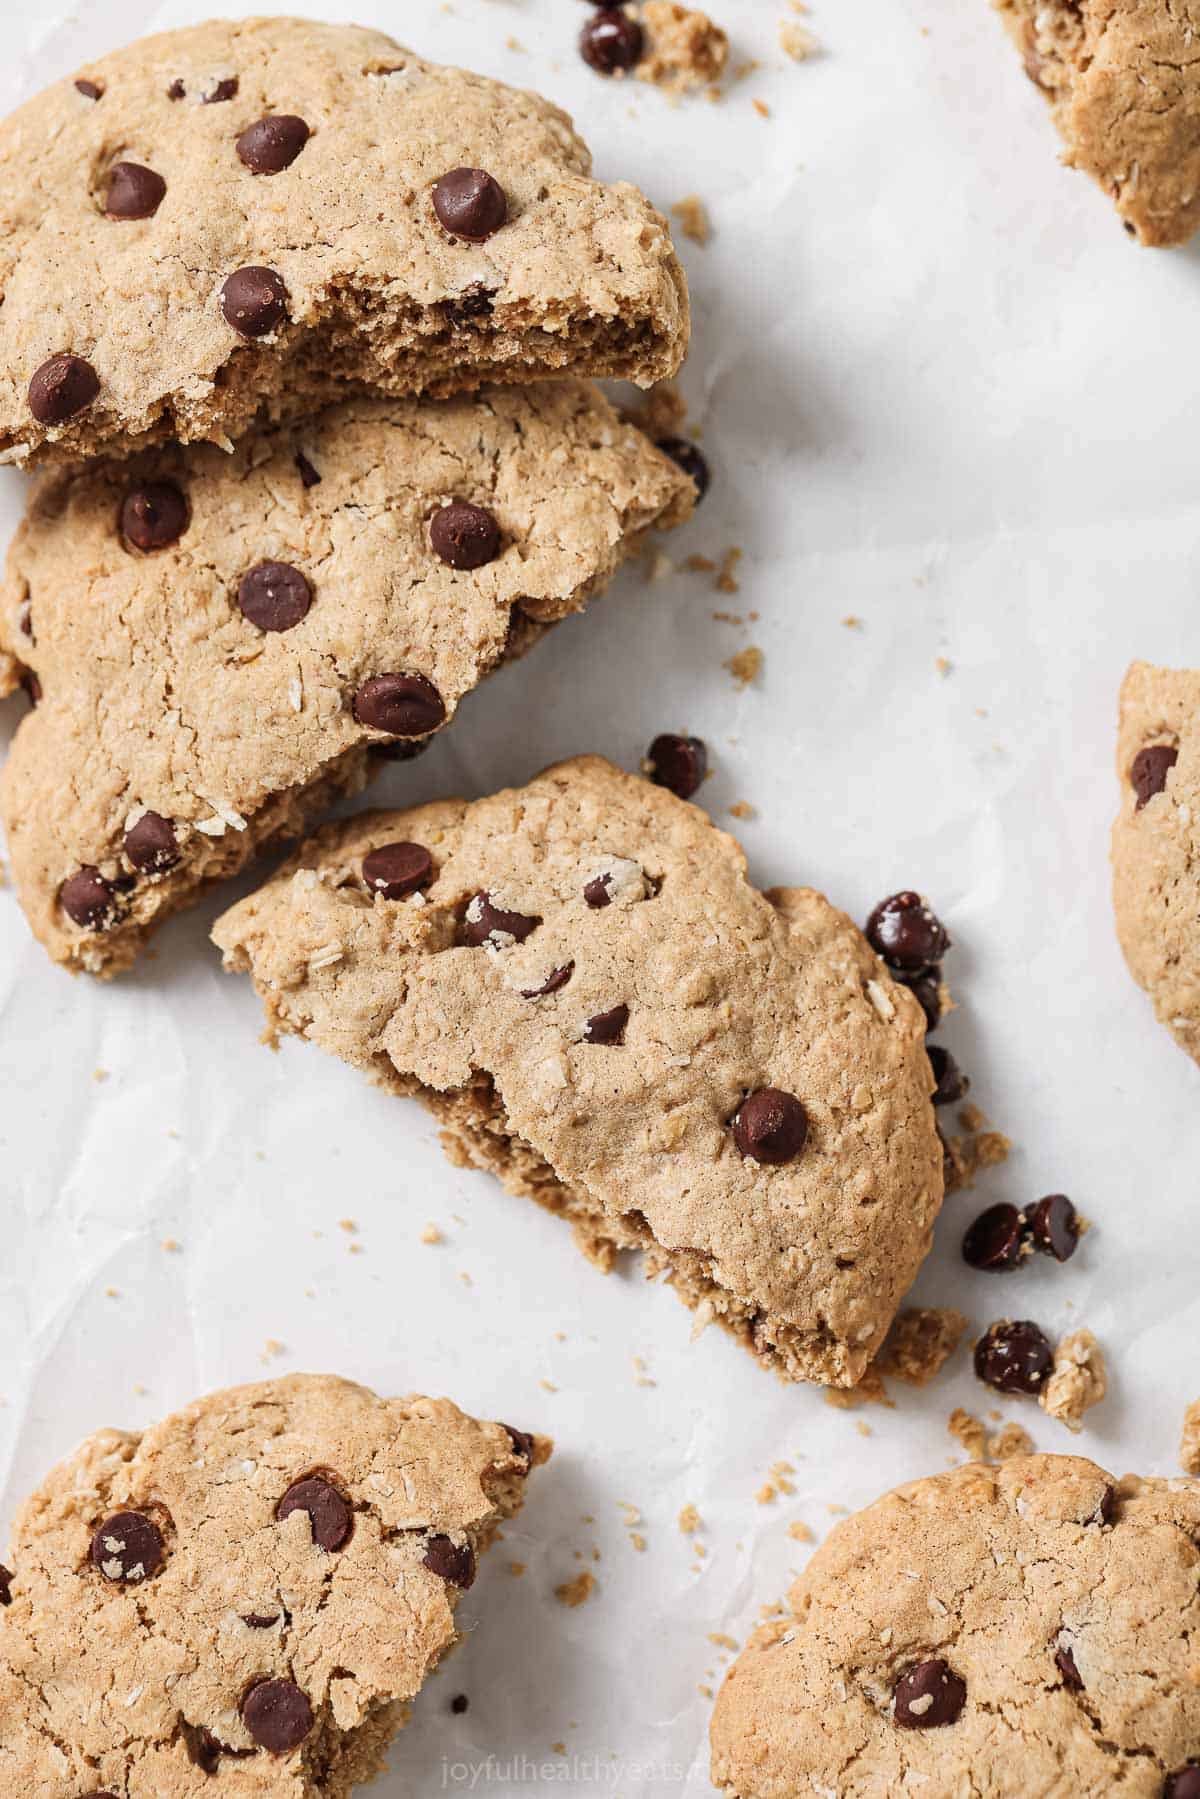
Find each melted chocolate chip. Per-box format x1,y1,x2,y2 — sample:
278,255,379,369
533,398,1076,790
520,963,574,998
237,115,310,175
124,811,180,874
90,1510,164,1584
927,1044,969,1106
866,891,950,974
430,500,502,570
463,891,541,948
1055,1642,1083,1690
353,672,446,736
1165,1769,1200,1799
432,167,508,240
423,1534,476,1588
237,561,312,633
220,265,289,337
973,1320,1053,1394
657,436,710,499
363,841,433,900
121,480,189,552
105,162,166,220
241,1678,314,1753
962,1201,1026,1271
733,1088,808,1165
584,1002,629,1044
646,733,707,800
893,1658,966,1728
276,1474,353,1553
60,867,116,930
183,1723,224,1774
1027,1193,1079,1263
28,353,99,425
1131,744,1178,810
295,450,321,488
503,1425,536,1465
580,8,645,73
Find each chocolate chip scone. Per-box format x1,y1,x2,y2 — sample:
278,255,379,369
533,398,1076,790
212,757,944,1389
0,1373,549,1796
711,1455,1200,1798
0,383,692,976
993,0,1200,246
1111,659,1200,1064
0,16,689,466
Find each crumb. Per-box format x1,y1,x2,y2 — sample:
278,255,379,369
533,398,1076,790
160,1237,181,1253
708,1631,739,1650
948,1408,987,1460
756,1481,777,1505
504,34,524,52
679,1504,702,1535
672,194,712,244
724,645,762,688
935,655,952,677
752,98,771,118
876,1307,967,1386
716,548,744,596
988,1422,1034,1461
842,614,863,629
554,1571,597,1609
644,547,675,584
684,553,718,574
632,1354,656,1387
508,1561,526,1577
632,1,729,94
787,1519,814,1543
827,1504,848,1517
104,1286,119,1299
420,1224,443,1245
92,1067,110,1083
260,1338,285,1362
1040,1330,1107,1432
855,1420,872,1438
630,1532,647,1552
628,379,687,439
348,1242,364,1256
1180,1399,1200,1475
728,800,757,820
338,1218,357,1234
941,1111,1012,1194
551,1742,566,1756
824,1364,894,1408
132,1383,148,1396
539,1379,558,1393
780,17,819,59
713,609,743,624
697,1683,714,1700
457,1269,471,1284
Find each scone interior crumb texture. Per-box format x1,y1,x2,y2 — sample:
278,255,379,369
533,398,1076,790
711,1454,1200,1797
0,1373,549,1794
0,16,689,466
213,756,944,1390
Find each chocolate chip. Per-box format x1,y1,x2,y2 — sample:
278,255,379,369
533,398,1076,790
276,1474,353,1552
463,891,541,948
584,875,613,908
183,1723,224,1774
1166,1769,1200,1799
167,79,186,99
927,1044,968,1106
121,480,189,552
28,353,99,426
363,841,433,900
353,672,446,736
865,892,950,974
75,78,102,99
451,1693,469,1714
237,561,311,633
105,162,166,220
520,963,574,998
503,1425,535,1465
580,8,645,73
0,1564,11,1605
295,450,321,488
206,77,239,103
90,1510,164,1583
241,1678,314,1753
657,436,710,500
1132,744,1178,809
893,1658,966,1729
241,1612,279,1628
432,167,508,240
1055,1642,1083,1690
423,1534,476,1588
584,1003,629,1044
898,967,943,1033
124,811,179,874
60,867,116,930
236,115,310,176
443,286,496,327
1027,1193,1079,1263
962,1202,1026,1271
733,1088,808,1165
646,733,707,800
220,265,289,338
973,1320,1053,1394
430,500,502,570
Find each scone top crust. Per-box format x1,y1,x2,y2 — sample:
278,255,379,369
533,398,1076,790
0,1373,547,1795
0,16,689,464
1112,660,1200,1063
711,1454,1200,1798
0,383,691,975
213,757,944,1386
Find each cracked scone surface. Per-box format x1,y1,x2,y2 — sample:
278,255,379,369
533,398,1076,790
0,383,691,976
212,757,943,1388
994,0,1200,246
1112,660,1200,1064
0,15,689,465
711,1455,1200,1798
0,1372,548,1796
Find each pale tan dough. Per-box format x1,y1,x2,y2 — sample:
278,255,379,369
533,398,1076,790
212,757,944,1389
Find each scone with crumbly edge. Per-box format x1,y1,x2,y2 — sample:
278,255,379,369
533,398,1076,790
1112,660,1200,1063
993,0,1200,246
213,757,944,1389
0,15,689,466
0,383,692,977
0,1373,549,1796
711,1455,1200,1798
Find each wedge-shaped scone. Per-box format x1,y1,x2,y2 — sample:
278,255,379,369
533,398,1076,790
711,1455,1200,1797
0,384,692,976
1112,659,1200,1063
993,0,1200,246
0,15,689,466
0,1373,549,1796
213,758,944,1388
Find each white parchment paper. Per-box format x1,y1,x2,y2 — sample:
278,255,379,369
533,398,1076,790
2,0,1199,1791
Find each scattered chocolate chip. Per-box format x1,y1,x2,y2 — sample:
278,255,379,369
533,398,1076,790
124,811,180,874
973,1320,1053,1395
657,436,710,499
584,1002,629,1044
893,1658,966,1729
60,867,116,930
353,672,446,737
90,1510,164,1584
432,167,508,240
237,561,312,633
276,1474,353,1553
1166,1769,1200,1799
866,891,950,974
363,841,433,900
237,115,310,175
898,967,943,1032
105,161,166,220
580,7,645,73
646,732,707,800
295,450,321,488
927,1044,969,1106
463,891,541,948
206,77,239,103
520,963,574,998
241,1612,279,1629
430,500,502,570
1027,1193,1079,1263
121,480,189,552
183,1723,224,1774
75,78,102,99
733,1088,808,1165
423,1534,476,1588
451,1693,469,1715
962,1202,1026,1272
1055,1643,1083,1690
28,353,99,426
1131,744,1178,809
241,1678,314,1753
443,286,496,327
0,1564,11,1605
503,1425,535,1464
220,265,289,338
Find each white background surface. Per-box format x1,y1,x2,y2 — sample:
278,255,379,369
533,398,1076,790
1,0,1198,1792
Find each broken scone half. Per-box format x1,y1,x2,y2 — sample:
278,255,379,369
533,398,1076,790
0,1372,549,1795
213,757,944,1388
0,383,692,976
0,16,688,466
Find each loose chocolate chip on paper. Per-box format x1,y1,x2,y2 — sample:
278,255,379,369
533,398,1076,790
353,672,446,737
584,1003,629,1044
237,114,310,174
893,1658,966,1729
124,811,180,874
105,161,166,219
898,967,943,1032
962,1202,1026,1272
973,1320,1053,1395
580,8,645,73
363,842,433,900
430,500,502,570
28,353,99,425
1131,744,1177,809
865,891,950,974
276,1474,353,1552
423,1534,476,1588
241,1678,314,1753
89,1510,164,1584
520,963,574,999
646,733,707,800
451,1693,469,1714
237,561,312,633
121,481,189,552
1027,1193,1080,1262
220,265,289,338
657,436,710,499
463,891,541,948
733,1088,808,1165
432,167,508,240
60,867,116,930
